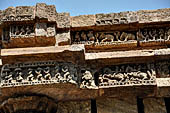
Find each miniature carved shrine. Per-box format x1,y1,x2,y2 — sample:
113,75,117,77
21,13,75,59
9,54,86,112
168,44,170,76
0,3,170,113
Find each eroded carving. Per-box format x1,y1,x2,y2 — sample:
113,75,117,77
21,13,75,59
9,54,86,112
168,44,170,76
98,63,156,87
1,61,78,87
72,30,137,44
80,70,97,89
10,25,35,37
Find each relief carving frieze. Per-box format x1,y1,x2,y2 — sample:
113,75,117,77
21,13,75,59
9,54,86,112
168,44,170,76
98,63,156,88
72,27,170,45
1,61,78,87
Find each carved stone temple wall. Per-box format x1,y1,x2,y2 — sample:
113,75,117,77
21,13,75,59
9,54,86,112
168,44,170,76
0,3,170,113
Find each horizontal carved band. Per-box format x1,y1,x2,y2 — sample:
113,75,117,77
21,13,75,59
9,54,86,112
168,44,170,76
72,27,170,45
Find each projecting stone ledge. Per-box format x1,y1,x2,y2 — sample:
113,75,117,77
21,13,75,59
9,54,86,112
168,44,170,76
1,45,85,65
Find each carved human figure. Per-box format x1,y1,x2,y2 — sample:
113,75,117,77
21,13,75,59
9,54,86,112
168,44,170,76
35,67,44,81
80,32,87,41
27,68,34,81
15,26,20,35
158,29,165,40
15,68,23,82
137,29,149,41
74,32,80,42
149,29,157,40
44,67,51,80
3,68,12,83
165,28,170,41
20,26,25,35
80,70,97,89
87,31,95,41
26,26,32,35
61,65,70,82
54,65,61,82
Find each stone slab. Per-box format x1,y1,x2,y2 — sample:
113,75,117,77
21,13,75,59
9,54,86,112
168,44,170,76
143,98,167,113
97,97,138,113
71,15,95,27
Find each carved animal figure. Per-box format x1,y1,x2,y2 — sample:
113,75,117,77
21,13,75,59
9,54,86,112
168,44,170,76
98,33,114,42
119,32,136,41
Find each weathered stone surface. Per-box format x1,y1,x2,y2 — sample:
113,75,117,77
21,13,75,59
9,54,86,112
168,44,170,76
56,13,70,28
71,15,95,27
143,98,167,113
55,31,70,46
57,101,91,113
16,6,35,20
97,97,138,113
35,23,47,36
137,8,170,23
36,3,56,21
2,7,16,21
157,78,170,87
95,11,138,25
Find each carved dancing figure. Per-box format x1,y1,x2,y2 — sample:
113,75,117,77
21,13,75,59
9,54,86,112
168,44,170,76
27,68,34,81
80,70,97,89
137,29,149,41
74,32,80,42
149,29,157,40
19,26,25,35
44,67,51,80
80,32,87,41
158,29,165,40
87,31,95,41
35,67,44,81
54,65,61,82
3,68,12,83
61,65,70,82
165,28,170,41
15,26,20,35
26,26,32,35
15,68,23,82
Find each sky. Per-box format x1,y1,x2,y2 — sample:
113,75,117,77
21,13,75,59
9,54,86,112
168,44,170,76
0,0,170,16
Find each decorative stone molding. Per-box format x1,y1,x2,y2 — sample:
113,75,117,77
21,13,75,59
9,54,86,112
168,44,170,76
97,63,156,88
1,61,78,87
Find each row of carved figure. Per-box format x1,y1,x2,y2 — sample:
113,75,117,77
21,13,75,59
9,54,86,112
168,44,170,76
10,25,35,36
1,62,97,89
2,61,166,88
2,15,33,21
99,63,156,85
73,28,170,43
2,64,77,84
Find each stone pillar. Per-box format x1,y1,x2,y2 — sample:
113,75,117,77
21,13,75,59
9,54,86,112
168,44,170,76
57,100,91,113
143,98,167,113
97,97,138,113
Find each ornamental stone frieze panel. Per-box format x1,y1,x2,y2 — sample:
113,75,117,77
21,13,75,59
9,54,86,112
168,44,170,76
71,27,170,47
2,6,35,22
97,63,156,88
95,11,138,25
72,30,137,45
1,61,78,87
